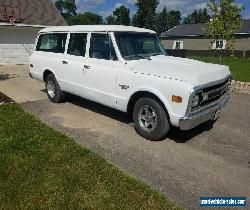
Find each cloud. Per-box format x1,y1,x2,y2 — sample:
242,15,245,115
99,2,130,18
127,0,136,4
125,0,210,17
97,0,210,19
115,2,124,8
52,0,247,19
157,0,210,17
75,0,106,12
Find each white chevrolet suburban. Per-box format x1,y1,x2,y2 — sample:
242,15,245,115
29,25,231,141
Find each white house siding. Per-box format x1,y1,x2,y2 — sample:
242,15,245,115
0,26,42,64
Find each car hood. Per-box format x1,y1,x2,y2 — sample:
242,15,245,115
129,55,231,86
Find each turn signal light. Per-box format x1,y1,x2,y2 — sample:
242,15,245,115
172,95,182,103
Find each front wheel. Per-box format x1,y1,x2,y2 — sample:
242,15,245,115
133,97,170,141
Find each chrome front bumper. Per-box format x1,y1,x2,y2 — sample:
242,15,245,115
179,93,230,130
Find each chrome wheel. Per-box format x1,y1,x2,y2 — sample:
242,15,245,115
47,80,56,99
138,105,158,132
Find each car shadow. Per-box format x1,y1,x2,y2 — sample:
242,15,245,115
167,122,214,143
67,94,131,124
0,73,12,81
65,94,214,143
0,71,20,80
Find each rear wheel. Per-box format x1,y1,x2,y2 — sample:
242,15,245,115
133,97,170,141
45,74,65,103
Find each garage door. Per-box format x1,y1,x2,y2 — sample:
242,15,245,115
0,44,34,64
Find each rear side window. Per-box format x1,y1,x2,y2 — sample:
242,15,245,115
36,33,67,53
89,33,117,61
67,33,87,57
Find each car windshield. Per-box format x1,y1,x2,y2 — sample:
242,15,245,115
114,32,167,60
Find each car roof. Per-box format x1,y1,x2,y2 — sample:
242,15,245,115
39,25,156,34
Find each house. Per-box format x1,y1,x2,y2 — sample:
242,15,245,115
0,0,66,65
161,20,250,52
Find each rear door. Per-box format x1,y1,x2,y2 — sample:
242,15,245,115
61,32,88,95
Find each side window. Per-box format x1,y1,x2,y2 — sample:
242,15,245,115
67,33,87,57
89,33,117,61
36,33,67,53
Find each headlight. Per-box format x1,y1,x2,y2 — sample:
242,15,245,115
192,92,202,109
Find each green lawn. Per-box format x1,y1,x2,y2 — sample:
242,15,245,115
0,104,181,210
189,56,250,82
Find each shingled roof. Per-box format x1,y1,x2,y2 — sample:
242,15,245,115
0,0,67,26
161,20,250,37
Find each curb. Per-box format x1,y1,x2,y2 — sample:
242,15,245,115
229,80,250,95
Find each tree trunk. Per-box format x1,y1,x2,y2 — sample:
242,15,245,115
220,47,222,63
220,38,224,63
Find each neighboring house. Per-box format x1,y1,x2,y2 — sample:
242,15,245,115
0,0,66,65
161,20,250,52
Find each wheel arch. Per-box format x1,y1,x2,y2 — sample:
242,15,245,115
127,90,171,118
43,69,55,81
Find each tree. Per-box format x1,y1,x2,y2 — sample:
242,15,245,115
202,8,211,23
206,0,244,60
106,15,116,25
106,5,130,25
55,0,77,21
132,0,159,30
168,10,181,29
132,14,139,27
155,7,169,34
183,8,210,24
68,12,103,25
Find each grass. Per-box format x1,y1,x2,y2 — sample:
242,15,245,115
0,104,182,210
188,56,250,82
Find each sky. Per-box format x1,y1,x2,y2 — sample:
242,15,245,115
68,0,250,19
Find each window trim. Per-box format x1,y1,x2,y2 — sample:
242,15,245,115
66,32,88,57
213,39,227,50
35,32,68,54
173,40,184,50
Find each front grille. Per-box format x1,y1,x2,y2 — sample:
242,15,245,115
200,78,231,106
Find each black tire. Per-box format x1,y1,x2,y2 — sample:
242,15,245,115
133,97,170,141
45,74,65,103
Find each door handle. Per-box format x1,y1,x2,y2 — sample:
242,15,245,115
62,61,68,64
84,65,91,69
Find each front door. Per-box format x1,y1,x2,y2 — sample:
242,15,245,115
83,33,123,108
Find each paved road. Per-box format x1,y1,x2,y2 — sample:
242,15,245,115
1,65,250,209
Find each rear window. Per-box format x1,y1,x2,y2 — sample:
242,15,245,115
36,33,67,53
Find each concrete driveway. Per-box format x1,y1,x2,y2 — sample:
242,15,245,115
1,65,249,209
0,65,47,103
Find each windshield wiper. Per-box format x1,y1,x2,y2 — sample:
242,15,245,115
125,55,151,60
150,53,165,57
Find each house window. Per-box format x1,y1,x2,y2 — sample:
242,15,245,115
173,41,183,50
213,40,227,50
